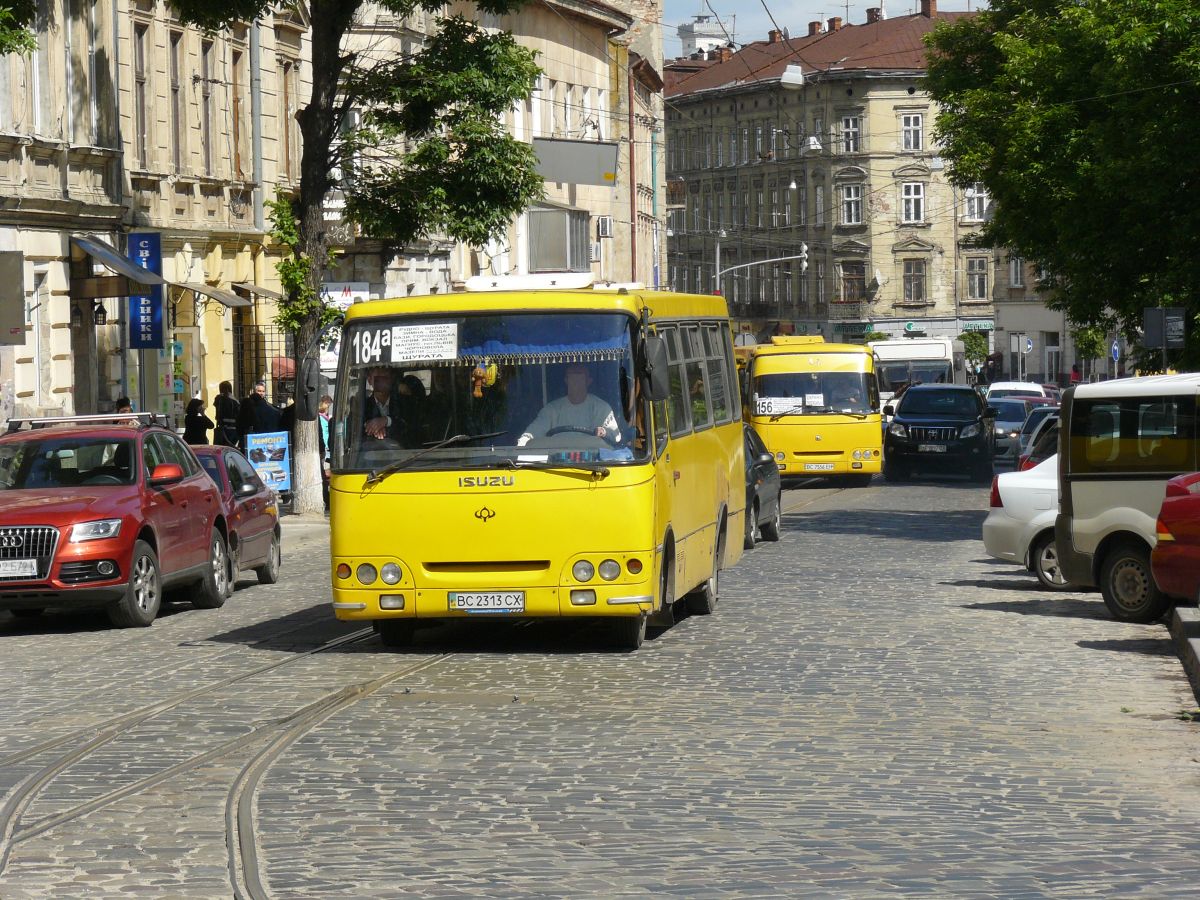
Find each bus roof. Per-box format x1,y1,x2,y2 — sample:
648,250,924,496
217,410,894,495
1070,372,1200,399
747,340,872,358
341,289,731,323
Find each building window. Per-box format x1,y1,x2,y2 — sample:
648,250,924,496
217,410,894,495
742,189,750,227
755,188,764,227
729,130,737,166
715,131,723,167
814,185,824,226
528,206,590,272
966,256,989,300
841,115,860,153
731,192,739,227
1009,255,1025,288
231,49,246,178
692,197,701,231
170,31,184,173
901,182,924,223
816,259,826,304
755,124,762,156
741,127,749,163
839,261,866,302
201,39,214,175
902,113,923,151
133,22,150,167
841,184,862,225
903,259,926,303
965,182,990,221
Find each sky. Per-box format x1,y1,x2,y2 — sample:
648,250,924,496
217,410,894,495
660,0,984,59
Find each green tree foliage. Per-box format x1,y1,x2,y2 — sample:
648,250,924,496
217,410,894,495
925,1,1200,369
173,0,543,512
957,331,988,369
0,2,36,55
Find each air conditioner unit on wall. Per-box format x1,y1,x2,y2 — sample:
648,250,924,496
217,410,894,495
596,215,614,239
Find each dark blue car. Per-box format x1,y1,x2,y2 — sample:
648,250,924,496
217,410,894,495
744,424,783,548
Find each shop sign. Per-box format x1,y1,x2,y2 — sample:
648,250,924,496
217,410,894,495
128,233,164,350
962,320,994,331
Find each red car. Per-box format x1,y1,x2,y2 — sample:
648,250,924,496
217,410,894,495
0,414,228,627
191,445,281,586
1152,471,1200,603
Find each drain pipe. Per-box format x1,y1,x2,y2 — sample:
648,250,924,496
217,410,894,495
251,22,264,232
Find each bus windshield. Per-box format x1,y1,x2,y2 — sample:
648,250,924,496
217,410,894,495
332,311,648,472
877,361,951,393
753,371,873,416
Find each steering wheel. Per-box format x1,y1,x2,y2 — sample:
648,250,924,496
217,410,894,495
82,474,124,485
544,425,620,448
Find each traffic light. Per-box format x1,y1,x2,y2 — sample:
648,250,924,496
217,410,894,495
799,242,808,273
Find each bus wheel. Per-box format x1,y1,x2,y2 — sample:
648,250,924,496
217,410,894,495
612,614,646,650
686,532,724,615
377,619,416,648
1100,542,1171,623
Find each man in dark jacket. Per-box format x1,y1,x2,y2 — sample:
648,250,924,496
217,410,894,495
237,381,282,449
213,381,240,446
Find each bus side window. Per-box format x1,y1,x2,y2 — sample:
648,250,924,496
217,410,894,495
703,325,731,424
661,326,691,437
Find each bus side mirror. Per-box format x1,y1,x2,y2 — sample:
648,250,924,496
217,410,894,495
296,357,321,422
642,336,671,402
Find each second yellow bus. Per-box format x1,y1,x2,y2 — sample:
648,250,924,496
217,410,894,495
743,336,882,486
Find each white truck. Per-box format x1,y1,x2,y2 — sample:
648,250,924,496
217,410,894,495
868,337,968,408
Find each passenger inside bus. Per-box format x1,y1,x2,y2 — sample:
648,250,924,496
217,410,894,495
517,363,621,447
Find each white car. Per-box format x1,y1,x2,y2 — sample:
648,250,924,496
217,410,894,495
982,454,1074,590
985,380,1051,400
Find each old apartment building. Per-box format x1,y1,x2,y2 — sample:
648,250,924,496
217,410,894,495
0,0,312,421
665,1,999,349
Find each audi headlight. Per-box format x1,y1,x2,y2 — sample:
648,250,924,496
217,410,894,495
961,423,981,439
70,519,122,542
888,422,908,438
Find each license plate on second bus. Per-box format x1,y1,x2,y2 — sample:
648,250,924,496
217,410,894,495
0,559,37,578
448,591,525,613
804,463,835,471
918,444,948,453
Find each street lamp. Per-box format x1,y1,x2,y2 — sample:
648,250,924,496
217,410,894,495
713,228,727,295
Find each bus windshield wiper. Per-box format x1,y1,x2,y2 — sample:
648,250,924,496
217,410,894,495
364,431,508,486
769,404,807,422
499,458,610,480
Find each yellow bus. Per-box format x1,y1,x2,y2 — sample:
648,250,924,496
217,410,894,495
743,336,882,486
327,284,745,650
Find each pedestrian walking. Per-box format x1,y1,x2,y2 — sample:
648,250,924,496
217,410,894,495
213,380,240,446
183,398,214,445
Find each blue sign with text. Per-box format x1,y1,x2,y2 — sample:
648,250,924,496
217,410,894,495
246,431,292,492
128,232,163,350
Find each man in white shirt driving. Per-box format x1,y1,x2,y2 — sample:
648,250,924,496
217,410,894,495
517,363,620,447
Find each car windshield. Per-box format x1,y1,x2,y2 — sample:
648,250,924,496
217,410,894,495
0,436,137,489
332,311,650,472
753,371,873,415
897,390,979,417
1021,407,1058,435
991,399,1033,425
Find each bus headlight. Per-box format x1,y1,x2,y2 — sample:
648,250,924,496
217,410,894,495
380,563,402,585
852,450,862,460
356,563,378,585
572,560,595,582
598,559,621,581
775,452,785,461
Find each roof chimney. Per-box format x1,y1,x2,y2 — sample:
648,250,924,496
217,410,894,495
866,7,882,23
719,46,732,62
827,16,842,32
808,20,823,36
921,0,937,17
768,29,782,43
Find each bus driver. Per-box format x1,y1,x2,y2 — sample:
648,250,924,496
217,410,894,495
517,363,620,447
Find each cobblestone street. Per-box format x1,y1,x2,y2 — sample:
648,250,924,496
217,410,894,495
3,480,1200,897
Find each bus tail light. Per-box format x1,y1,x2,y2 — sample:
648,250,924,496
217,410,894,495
336,564,352,579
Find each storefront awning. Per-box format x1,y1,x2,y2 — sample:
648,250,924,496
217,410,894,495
231,282,284,301
70,235,165,286
175,282,252,308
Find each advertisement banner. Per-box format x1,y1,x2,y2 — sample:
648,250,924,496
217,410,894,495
245,431,292,492
128,232,164,349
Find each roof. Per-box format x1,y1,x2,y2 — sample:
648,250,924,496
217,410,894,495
666,11,975,99
1071,373,1200,399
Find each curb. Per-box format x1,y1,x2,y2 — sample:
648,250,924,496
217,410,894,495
1169,607,1200,704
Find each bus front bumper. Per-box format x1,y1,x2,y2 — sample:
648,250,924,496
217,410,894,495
331,582,656,621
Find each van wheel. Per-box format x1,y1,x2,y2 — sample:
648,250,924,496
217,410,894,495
1099,541,1171,623
1031,532,1072,591
744,500,758,549
108,541,161,628
192,529,229,609
612,613,646,650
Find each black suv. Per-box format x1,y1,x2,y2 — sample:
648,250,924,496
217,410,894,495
883,384,996,482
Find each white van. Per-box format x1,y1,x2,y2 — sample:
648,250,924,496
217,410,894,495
1055,373,1200,622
